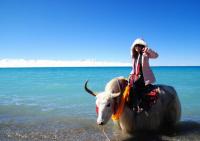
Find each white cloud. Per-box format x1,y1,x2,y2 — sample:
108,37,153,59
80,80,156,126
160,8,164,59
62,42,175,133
0,59,131,68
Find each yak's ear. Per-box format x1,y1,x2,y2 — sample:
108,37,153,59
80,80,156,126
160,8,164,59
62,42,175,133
110,92,121,98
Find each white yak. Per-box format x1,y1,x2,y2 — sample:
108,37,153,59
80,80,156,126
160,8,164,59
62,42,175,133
84,77,181,133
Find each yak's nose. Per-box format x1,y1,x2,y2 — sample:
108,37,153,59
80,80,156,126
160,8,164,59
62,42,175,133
97,120,104,125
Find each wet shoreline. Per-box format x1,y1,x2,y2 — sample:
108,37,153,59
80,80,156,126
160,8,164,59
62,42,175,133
0,118,200,141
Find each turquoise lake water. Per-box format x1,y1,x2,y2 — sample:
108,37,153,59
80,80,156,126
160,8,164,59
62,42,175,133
0,67,200,140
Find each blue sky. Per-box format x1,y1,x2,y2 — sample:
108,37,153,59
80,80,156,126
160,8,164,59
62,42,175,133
0,0,200,66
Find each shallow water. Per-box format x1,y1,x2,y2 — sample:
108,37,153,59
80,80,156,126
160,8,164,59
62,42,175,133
1,119,200,141
0,118,113,141
0,67,200,140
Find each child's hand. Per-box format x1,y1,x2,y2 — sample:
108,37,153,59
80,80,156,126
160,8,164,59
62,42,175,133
142,47,148,53
128,74,134,85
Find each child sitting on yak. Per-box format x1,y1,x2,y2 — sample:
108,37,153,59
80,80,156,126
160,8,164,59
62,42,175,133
129,38,159,113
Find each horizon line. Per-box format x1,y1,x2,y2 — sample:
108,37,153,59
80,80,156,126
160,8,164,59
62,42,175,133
0,59,199,68
1,66,200,69
0,58,131,68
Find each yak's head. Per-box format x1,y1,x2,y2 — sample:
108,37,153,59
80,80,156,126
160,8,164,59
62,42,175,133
84,77,127,125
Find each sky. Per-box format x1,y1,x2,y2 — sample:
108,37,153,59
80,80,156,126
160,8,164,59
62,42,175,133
0,0,200,67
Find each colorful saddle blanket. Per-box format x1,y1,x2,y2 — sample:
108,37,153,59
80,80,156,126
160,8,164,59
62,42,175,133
140,86,160,111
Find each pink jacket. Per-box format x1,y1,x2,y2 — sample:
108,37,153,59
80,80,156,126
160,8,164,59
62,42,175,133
130,48,158,85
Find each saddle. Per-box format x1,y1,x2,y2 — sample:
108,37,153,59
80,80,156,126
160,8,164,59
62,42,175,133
140,85,160,111
127,84,160,112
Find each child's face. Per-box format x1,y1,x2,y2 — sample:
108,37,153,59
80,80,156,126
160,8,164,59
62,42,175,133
135,45,142,52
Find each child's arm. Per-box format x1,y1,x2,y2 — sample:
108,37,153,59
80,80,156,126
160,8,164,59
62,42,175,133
143,48,159,58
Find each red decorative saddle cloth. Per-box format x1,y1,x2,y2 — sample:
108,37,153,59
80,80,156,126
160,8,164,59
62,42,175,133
143,88,159,107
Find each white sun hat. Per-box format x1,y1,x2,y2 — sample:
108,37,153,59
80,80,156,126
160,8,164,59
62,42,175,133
130,38,147,56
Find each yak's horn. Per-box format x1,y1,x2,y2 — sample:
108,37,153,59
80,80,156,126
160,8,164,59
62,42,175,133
84,80,96,96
